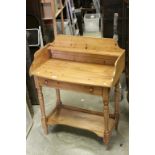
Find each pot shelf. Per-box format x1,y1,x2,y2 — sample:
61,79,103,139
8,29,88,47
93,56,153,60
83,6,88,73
47,104,115,137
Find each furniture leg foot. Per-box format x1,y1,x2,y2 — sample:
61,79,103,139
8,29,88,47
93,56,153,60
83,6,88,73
105,144,110,150
103,132,110,145
103,134,112,150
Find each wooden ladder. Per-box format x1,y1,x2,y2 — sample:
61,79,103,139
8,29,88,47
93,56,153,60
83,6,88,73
66,0,79,35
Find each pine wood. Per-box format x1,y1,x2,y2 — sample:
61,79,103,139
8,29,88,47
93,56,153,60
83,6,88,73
60,104,115,118
113,53,125,86
34,77,48,134
29,44,51,76
37,77,103,96
50,50,118,65
30,35,125,145
102,88,110,144
31,59,115,87
52,35,119,48
114,81,120,130
47,104,115,137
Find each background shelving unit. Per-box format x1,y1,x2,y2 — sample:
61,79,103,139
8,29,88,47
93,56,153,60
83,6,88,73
40,0,65,37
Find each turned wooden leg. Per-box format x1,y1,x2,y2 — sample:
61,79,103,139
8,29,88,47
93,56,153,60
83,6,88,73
114,81,120,130
102,88,110,144
56,89,62,106
34,77,48,134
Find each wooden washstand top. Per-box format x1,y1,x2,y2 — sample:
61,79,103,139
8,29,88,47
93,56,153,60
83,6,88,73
30,35,125,87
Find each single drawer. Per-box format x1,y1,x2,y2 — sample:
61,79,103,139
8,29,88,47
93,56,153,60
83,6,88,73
38,78,103,96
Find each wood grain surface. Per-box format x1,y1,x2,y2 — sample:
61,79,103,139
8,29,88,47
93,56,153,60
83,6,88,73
31,59,115,87
47,105,115,137
29,35,125,144
30,35,125,87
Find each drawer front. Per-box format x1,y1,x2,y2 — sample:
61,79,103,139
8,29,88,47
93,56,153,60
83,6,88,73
38,78,103,96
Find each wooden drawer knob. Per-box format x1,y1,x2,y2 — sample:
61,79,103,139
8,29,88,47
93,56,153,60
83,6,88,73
89,88,94,92
45,80,48,85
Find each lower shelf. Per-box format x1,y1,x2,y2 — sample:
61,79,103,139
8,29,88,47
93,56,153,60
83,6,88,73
47,105,115,137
